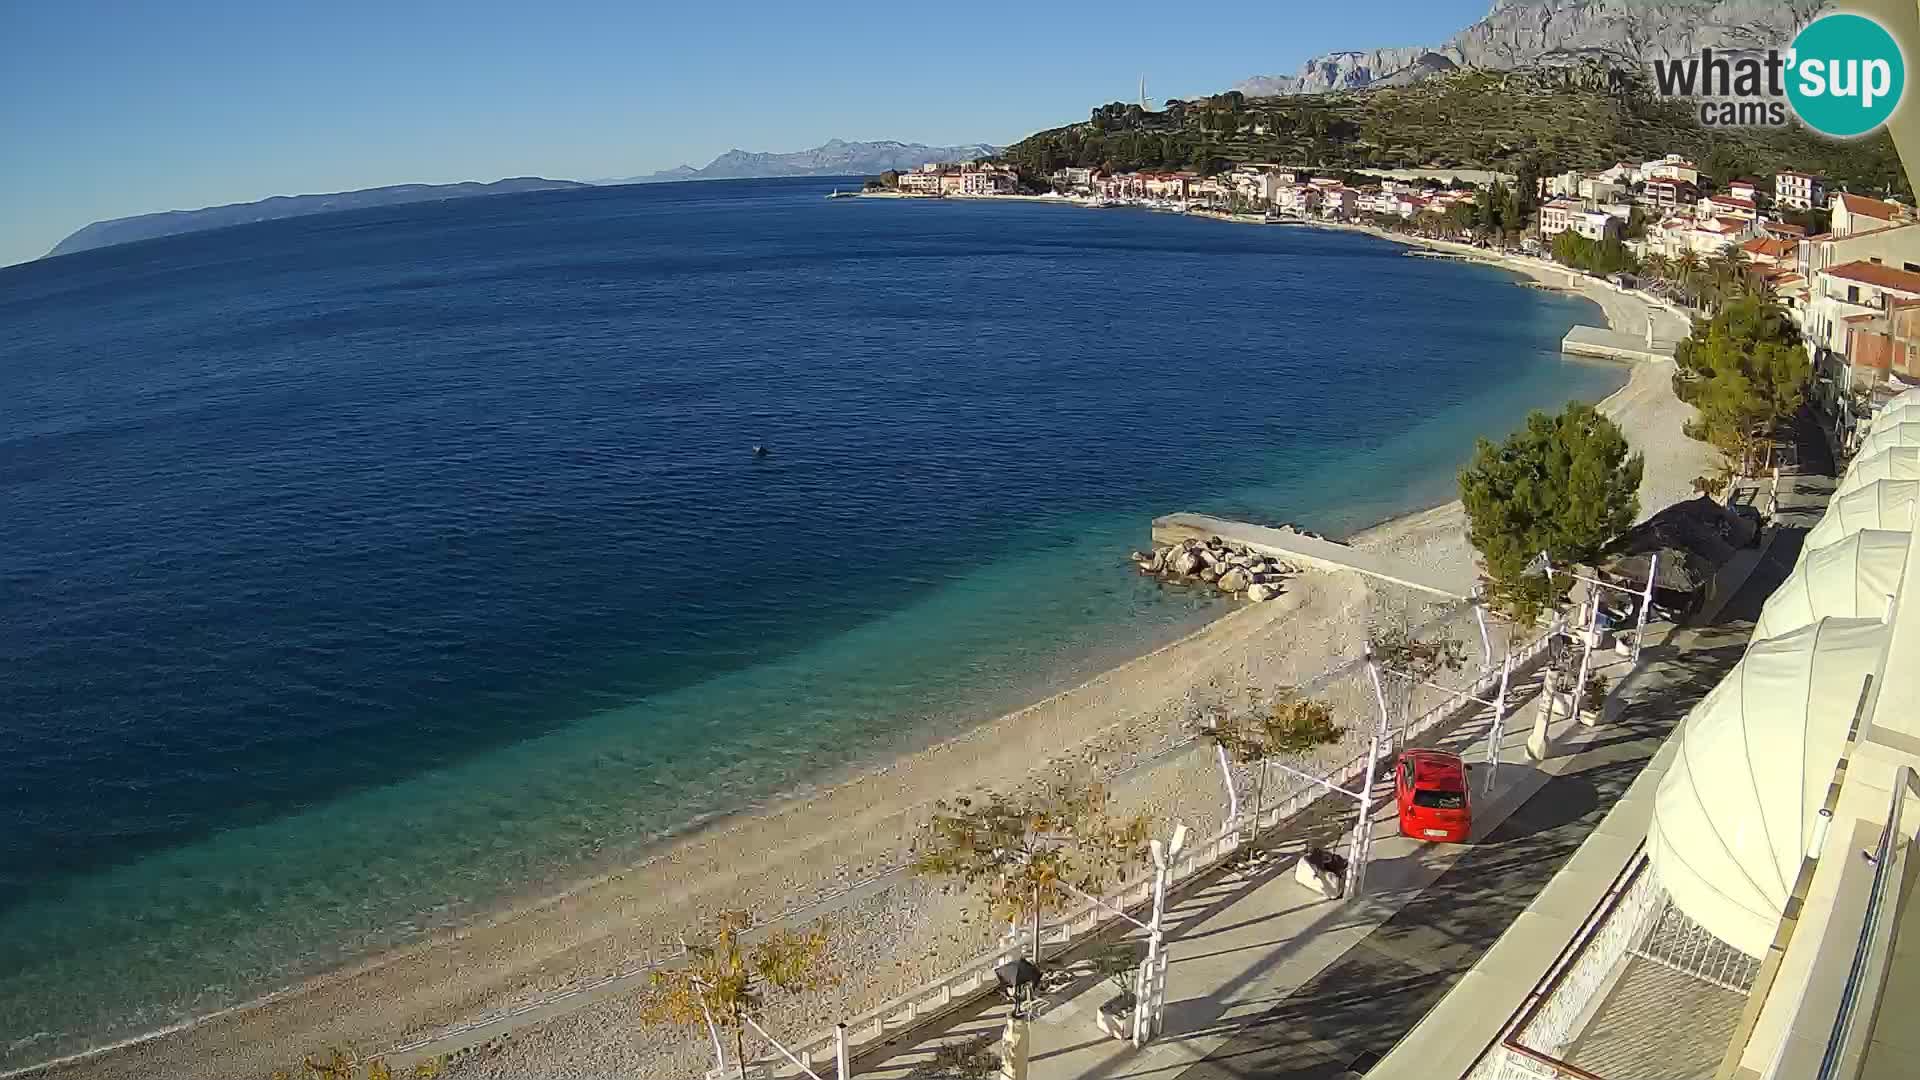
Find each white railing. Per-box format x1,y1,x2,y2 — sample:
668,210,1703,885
774,629,1559,1074
1467,854,1664,1080
377,622,1557,1072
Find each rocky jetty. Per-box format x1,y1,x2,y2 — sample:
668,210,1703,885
1129,536,1298,602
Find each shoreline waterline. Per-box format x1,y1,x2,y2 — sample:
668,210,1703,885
12,208,1693,1080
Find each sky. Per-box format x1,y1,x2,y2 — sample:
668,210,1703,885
0,0,1492,267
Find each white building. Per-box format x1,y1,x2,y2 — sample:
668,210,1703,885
1578,176,1626,203
1538,197,1584,237
1776,169,1828,210
1833,192,1913,239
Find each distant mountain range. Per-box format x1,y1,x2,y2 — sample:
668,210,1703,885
610,139,1002,184
1234,0,1819,96
46,177,590,259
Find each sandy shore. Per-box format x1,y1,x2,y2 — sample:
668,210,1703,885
38,241,1715,1080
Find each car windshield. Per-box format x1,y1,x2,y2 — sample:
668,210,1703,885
1413,790,1465,810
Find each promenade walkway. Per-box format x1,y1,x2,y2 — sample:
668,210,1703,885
857,499,1812,1080
848,650,1628,1078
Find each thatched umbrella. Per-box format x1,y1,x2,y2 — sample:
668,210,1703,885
1596,496,1747,611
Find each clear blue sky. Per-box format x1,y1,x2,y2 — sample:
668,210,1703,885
0,0,1490,266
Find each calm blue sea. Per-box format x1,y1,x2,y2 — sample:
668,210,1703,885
0,177,1621,1063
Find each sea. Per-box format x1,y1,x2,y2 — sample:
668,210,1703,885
0,176,1623,1066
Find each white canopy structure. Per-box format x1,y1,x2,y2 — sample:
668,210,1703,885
1752,530,1908,645
1853,421,1920,462
1648,618,1890,957
1834,446,1920,497
1804,479,1920,553
1868,390,1920,430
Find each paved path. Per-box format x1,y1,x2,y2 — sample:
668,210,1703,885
1168,412,1833,1080
852,417,1832,1080
846,651,1629,1080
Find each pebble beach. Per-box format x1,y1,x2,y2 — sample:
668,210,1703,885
40,242,1719,1080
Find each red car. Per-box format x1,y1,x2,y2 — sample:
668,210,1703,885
1396,749,1471,843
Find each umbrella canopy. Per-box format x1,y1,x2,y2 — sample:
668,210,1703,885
1751,530,1908,645
1853,421,1920,462
1649,618,1889,957
1835,445,1920,497
1598,496,1741,594
1805,479,1920,554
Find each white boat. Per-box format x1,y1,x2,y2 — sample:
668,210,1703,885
826,188,859,199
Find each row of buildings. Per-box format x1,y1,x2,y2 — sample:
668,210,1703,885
891,162,1021,197
1535,155,1920,448
1053,164,1480,223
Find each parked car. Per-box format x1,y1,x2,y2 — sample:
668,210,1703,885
1396,749,1471,843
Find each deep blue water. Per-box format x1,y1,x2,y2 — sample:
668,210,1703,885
0,177,1621,1062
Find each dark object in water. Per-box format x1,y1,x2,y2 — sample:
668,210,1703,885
752,445,771,458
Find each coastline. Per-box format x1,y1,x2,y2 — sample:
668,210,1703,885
33,228,1713,1080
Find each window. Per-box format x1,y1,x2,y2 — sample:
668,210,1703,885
1850,285,1862,303
1413,790,1465,810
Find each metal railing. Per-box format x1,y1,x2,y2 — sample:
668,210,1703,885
1466,853,1663,1080
1816,765,1920,1080
774,629,1558,1074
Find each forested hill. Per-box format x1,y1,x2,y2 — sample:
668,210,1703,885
47,178,590,259
1000,67,1908,198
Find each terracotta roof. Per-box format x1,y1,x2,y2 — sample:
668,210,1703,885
1836,192,1906,220
1709,194,1757,209
1765,222,1809,238
1741,236,1795,259
1825,260,1920,295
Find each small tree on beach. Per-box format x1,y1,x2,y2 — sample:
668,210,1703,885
1459,402,1644,624
1205,686,1344,847
913,781,1149,962
641,910,832,1079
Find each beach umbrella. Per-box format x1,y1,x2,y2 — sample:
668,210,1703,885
1805,479,1920,554
1649,618,1888,958
1836,445,1920,497
1853,421,1920,462
1599,496,1740,598
1749,530,1908,645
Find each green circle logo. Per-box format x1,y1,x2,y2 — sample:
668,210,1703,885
1788,13,1905,138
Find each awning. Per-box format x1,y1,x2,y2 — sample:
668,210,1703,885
1836,446,1920,497
1805,479,1920,554
1648,618,1888,958
1853,421,1920,462
1751,530,1908,645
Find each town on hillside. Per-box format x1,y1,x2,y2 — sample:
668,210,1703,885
871,152,1920,460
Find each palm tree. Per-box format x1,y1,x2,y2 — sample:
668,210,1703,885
1642,251,1671,283
1709,248,1748,306
1672,251,1703,308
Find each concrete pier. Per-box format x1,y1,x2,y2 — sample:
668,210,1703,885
1151,512,1467,599
1561,325,1676,364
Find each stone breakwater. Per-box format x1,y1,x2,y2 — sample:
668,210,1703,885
1130,535,1301,602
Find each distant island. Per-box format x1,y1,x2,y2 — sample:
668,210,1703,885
609,139,1002,185
46,177,590,259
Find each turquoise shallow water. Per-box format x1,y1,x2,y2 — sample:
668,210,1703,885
0,178,1621,1063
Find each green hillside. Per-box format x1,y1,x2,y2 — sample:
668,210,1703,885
1001,67,1908,197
